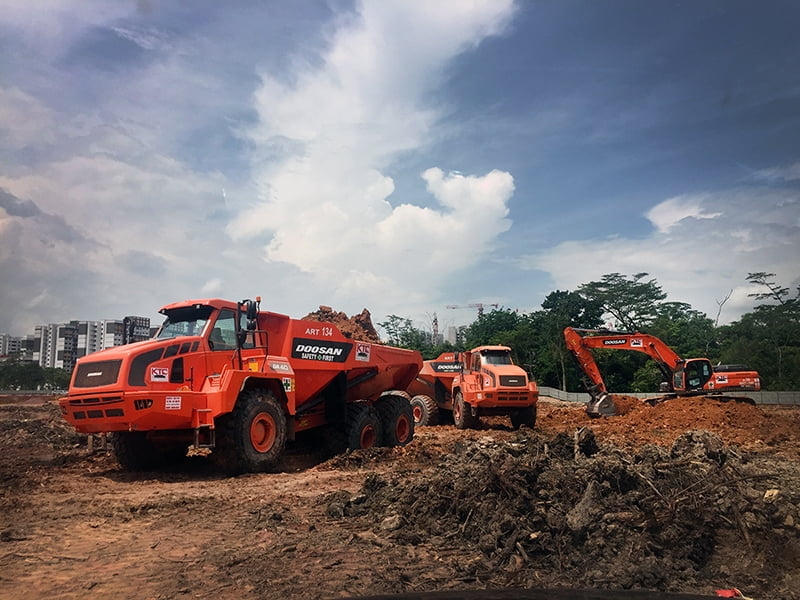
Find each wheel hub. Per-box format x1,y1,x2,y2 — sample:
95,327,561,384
250,412,277,452
360,425,376,448
395,416,410,443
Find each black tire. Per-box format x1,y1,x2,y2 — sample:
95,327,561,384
510,404,537,429
382,390,411,402
410,394,438,426
215,388,287,474
346,403,382,450
376,395,415,446
111,431,160,471
453,390,478,430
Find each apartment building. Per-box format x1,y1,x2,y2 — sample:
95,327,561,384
0,333,26,358
23,315,151,371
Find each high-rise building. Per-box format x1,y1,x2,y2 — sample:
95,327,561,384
29,315,151,370
32,322,79,370
0,333,25,358
122,315,152,344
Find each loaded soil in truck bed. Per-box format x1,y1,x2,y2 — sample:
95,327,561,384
1,394,799,600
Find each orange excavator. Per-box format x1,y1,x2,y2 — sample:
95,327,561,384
563,327,761,417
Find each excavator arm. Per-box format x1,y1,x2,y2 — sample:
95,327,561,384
563,327,615,417
563,327,686,417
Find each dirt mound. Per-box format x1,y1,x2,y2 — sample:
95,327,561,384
301,305,381,343
0,402,84,491
540,395,800,457
328,428,800,597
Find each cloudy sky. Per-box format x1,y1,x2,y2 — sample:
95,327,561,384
1,0,799,338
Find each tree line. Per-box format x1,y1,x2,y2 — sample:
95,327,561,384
3,271,796,392
0,356,71,391
379,272,800,392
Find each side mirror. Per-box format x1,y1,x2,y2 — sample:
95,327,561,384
246,300,258,320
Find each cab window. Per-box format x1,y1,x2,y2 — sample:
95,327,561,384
481,351,512,365
208,310,237,351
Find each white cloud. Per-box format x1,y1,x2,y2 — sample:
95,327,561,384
523,188,800,324
227,1,517,319
0,87,57,148
645,194,722,233
0,1,137,60
754,161,800,182
0,1,519,335
201,278,224,295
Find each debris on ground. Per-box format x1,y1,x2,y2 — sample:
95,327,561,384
328,427,800,596
1,397,799,599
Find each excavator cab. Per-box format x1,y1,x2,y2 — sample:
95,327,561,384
676,359,713,392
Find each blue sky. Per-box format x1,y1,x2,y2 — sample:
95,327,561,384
1,0,798,337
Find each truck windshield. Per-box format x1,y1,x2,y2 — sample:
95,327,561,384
156,306,214,339
481,351,513,365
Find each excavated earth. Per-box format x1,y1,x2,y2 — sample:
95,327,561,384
1,393,799,600
302,306,382,344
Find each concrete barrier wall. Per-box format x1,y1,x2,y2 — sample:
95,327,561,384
539,386,800,406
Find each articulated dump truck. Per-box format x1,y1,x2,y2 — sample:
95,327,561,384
407,346,538,430
59,297,422,474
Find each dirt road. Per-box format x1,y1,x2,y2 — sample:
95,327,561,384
1,395,799,600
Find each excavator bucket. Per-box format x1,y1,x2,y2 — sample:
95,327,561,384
586,392,616,418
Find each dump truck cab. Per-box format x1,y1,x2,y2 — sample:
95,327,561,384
450,345,538,430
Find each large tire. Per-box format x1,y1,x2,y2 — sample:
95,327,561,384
111,432,188,471
376,395,415,446
510,404,537,429
453,391,478,430
215,388,287,474
346,403,382,450
382,390,411,402
410,394,438,426
111,431,160,471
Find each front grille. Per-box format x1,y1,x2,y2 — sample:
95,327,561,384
497,391,531,402
68,396,123,406
73,360,122,388
67,395,126,419
499,375,526,387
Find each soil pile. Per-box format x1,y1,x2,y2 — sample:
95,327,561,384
0,402,83,490
301,305,382,343
541,395,800,457
328,428,800,597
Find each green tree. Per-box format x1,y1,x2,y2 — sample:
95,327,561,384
462,309,523,349
578,272,667,331
0,355,46,390
718,272,800,390
43,367,71,390
532,290,604,389
461,309,537,370
378,315,460,359
378,315,429,351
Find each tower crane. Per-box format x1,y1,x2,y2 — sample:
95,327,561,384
445,303,499,317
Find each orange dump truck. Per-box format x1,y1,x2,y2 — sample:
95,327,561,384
59,297,422,473
407,346,538,429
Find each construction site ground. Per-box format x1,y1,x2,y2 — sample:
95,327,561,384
1,393,799,600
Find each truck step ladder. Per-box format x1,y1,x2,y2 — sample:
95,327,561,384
192,408,215,449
